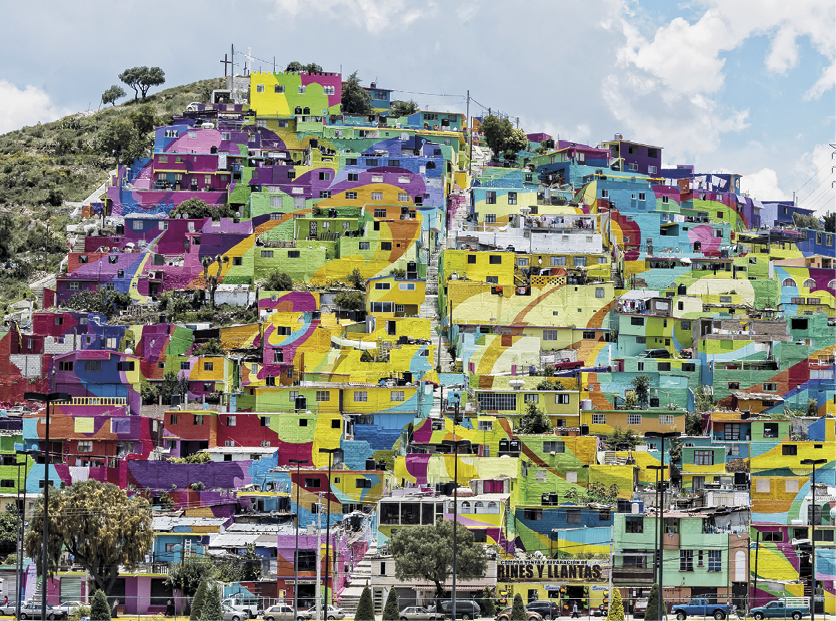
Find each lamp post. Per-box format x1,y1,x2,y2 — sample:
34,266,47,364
800,458,826,621
318,448,342,610
14,454,30,620
442,432,470,621
289,458,309,620
645,430,680,621
24,391,70,621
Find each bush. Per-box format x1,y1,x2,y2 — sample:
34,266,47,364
382,588,399,621
356,586,375,621
200,584,223,621
348,268,365,290
90,590,111,621
479,587,496,617
334,290,364,311
70,605,91,621
510,594,526,621
606,588,624,621
645,583,660,621
265,270,293,291
190,580,208,621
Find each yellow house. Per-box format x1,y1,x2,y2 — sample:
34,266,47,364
473,388,581,427
441,249,516,285
365,276,426,316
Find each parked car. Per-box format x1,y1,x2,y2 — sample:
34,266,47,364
298,605,345,620
671,598,730,620
222,597,262,619
428,600,482,620
0,602,19,616
633,599,648,618
525,601,561,620
554,358,584,371
400,607,442,621
53,602,84,617
17,602,68,620
262,604,295,621
496,607,544,621
750,600,810,620
638,348,671,359
223,606,247,621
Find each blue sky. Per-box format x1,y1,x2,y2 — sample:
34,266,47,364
1,0,833,214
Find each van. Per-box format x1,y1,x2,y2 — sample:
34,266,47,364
638,348,671,359
430,600,482,619
222,597,262,618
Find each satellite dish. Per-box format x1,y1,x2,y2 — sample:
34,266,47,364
125,348,134,355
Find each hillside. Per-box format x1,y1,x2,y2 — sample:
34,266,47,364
0,76,224,312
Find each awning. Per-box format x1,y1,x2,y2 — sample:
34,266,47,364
413,583,491,591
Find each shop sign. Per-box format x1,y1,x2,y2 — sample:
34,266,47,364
497,560,607,582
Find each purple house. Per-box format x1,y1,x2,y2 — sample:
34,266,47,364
602,136,663,175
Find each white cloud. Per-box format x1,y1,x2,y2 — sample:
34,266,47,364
794,144,836,215
739,168,789,201
804,61,836,100
0,80,70,135
266,0,426,33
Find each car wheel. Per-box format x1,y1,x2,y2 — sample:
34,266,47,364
48,615,55,621
20,614,27,620
713,612,725,620
676,613,687,620
792,613,801,621
233,616,241,621
753,614,764,621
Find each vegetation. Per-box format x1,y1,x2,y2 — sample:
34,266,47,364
479,586,497,618
685,412,703,436
390,519,487,605
200,584,223,621
193,339,225,356
631,374,652,408
480,115,528,161
216,543,261,582
0,506,21,554
70,605,92,621
510,594,527,621
101,85,126,107
65,288,132,318
390,100,419,117
166,556,216,600
119,66,166,101
355,586,375,621
348,267,366,290
334,290,365,311
824,212,835,233
606,588,624,621
24,480,153,595
792,212,823,230
518,401,553,434
168,452,211,464
693,385,714,414
565,481,620,507
341,71,373,115
169,197,236,221
286,61,323,73
645,583,660,621
90,590,111,621
160,370,190,406
264,270,293,291
188,579,209,621
624,390,638,409
604,427,640,451
806,398,818,416
536,378,565,391
382,588,399,621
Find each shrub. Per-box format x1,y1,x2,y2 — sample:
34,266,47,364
510,594,526,621
382,588,399,621
606,588,624,621
348,268,365,290
190,580,208,621
644,583,660,621
265,270,293,291
356,586,375,621
200,584,223,621
90,590,111,621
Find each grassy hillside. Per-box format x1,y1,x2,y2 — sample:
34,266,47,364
0,76,224,313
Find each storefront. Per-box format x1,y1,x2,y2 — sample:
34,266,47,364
496,559,611,616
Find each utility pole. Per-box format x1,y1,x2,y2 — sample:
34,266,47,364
466,90,472,179
752,531,760,612
316,492,323,621
801,458,826,621
290,459,309,620
319,448,341,610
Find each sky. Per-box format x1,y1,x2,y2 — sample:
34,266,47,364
1,0,833,214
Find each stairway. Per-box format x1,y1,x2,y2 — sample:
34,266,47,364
339,540,376,613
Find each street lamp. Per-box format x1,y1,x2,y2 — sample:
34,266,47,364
24,391,70,621
645,431,680,621
800,458,826,621
441,435,470,621
14,453,31,620
318,448,342,610
289,458,309,620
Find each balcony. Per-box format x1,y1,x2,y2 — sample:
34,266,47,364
612,567,654,583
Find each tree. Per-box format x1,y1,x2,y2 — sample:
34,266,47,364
97,117,135,166
348,268,365,290
101,85,126,107
355,586,375,621
202,254,224,308
200,584,223,621
511,594,526,621
66,289,132,318
165,557,215,602
824,211,835,233
119,66,165,101
604,427,640,451
265,270,293,291
170,198,235,221
806,398,818,416
391,519,487,607
341,71,372,115
0,213,17,260
685,412,703,436
216,543,262,582
334,290,365,311
382,588,399,621
479,587,497,618
160,370,190,405
303,62,323,73
644,583,660,621
90,590,111,621
518,401,552,434
606,588,624,621
189,580,208,621
286,61,323,72
480,115,518,161
193,339,225,357
631,375,652,408
24,481,153,595
390,100,419,117
792,212,822,230
0,506,20,554
693,385,714,414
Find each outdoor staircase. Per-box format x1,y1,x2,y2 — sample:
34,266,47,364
339,540,376,613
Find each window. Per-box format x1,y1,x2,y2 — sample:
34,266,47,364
261,250,274,258
628,414,642,425
316,391,330,402
763,383,776,392
478,420,493,431
595,287,605,298
782,278,797,287
478,393,517,411
524,394,539,404
375,282,391,290
763,423,779,438
354,391,368,402
625,516,644,533
566,508,582,524
814,530,835,542
660,415,674,425
489,255,502,265
380,242,392,250
116,361,135,371
638,192,646,201
193,415,204,425
728,382,740,390
762,531,783,542
359,242,370,250
782,445,797,456
304,477,321,488
319,191,331,198
694,450,714,466
391,391,405,402
662,196,670,204
543,441,565,453
398,193,409,202
592,414,606,424
523,509,543,520
371,192,383,201
356,478,372,488
78,441,93,453
485,214,496,223
658,362,671,371
226,416,237,427
67,281,82,291
84,361,102,372
298,418,308,427
631,317,644,326
288,250,300,258
551,256,566,266
59,361,73,371
555,394,570,404
203,362,214,371
542,330,558,341
574,256,587,267
486,192,497,204
508,192,518,205
680,550,694,571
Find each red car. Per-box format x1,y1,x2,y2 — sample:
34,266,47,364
553,358,583,371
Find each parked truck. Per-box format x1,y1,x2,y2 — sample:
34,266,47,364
671,598,731,620
750,598,810,620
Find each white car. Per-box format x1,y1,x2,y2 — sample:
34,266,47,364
54,602,84,617
298,605,345,620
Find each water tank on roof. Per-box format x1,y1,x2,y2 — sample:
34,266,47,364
295,396,307,411
580,425,589,436
366,458,376,470
678,283,687,295
499,439,510,452
509,439,521,452
580,400,592,410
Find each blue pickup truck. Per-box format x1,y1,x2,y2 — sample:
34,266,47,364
750,599,810,620
672,598,731,620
